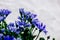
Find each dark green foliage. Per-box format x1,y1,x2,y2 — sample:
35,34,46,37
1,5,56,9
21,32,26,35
39,37,45,40
20,28,35,40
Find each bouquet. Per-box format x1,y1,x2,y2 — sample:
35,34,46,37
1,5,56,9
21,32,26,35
0,8,55,40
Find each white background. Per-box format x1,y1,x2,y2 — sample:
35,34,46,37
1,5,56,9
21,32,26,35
0,0,60,40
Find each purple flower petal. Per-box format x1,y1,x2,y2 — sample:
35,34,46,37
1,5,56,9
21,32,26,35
0,16,5,22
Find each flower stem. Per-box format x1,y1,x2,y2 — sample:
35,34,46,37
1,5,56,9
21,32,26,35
35,31,40,40
33,28,37,34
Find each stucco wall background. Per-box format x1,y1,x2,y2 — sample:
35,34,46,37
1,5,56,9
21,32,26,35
0,0,60,40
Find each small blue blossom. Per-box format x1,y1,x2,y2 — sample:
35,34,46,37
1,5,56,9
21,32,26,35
24,22,31,27
0,9,11,22
0,33,3,38
19,8,31,15
19,8,37,19
8,23,14,27
43,29,48,34
15,21,24,26
15,21,24,32
19,8,47,34
0,16,5,22
30,14,37,19
32,19,47,34
7,23,17,32
19,8,25,15
15,29,20,34
24,11,31,16
38,23,46,31
0,9,11,16
7,22,24,34
0,33,3,40
25,15,30,20
32,19,39,26
3,35,14,40
15,21,31,28
18,16,25,21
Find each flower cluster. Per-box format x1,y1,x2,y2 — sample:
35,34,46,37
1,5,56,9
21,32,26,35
0,9,11,22
19,8,47,34
0,8,49,40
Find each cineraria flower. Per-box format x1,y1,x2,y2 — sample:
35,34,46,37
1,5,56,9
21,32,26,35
19,8,47,34
0,16,5,22
15,20,31,28
7,22,23,34
0,9,11,16
0,8,48,40
3,35,14,40
7,23,17,32
15,21,24,26
0,33,3,38
30,14,37,19
19,8,37,20
0,33,3,40
32,19,47,34
0,9,11,22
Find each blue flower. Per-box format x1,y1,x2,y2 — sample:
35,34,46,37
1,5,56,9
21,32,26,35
0,9,11,22
24,22,31,27
7,22,24,34
0,9,11,16
19,8,31,15
30,14,37,19
15,21,24,32
18,16,24,21
8,23,14,27
3,35,14,40
43,29,48,34
15,21,31,27
19,8,48,34
32,19,47,34
19,8,37,19
19,8,25,15
0,33,3,40
15,29,20,34
0,16,5,22
38,23,46,31
25,13,37,20
7,23,17,32
15,21,24,26
32,19,39,26
0,33,3,38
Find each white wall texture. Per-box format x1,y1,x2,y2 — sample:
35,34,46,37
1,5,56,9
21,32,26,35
0,0,60,40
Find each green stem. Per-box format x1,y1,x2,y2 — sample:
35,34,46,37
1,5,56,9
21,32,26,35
35,31,40,40
33,28,37,34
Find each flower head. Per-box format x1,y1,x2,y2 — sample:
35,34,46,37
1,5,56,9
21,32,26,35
7,23,17,32
0,9,11,16
3,35,14,40
0,16,5,21
19,8,48,34
19,8,37,20
0,9,11,22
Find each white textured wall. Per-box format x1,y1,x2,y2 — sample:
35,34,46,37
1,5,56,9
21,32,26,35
0,0,60,40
